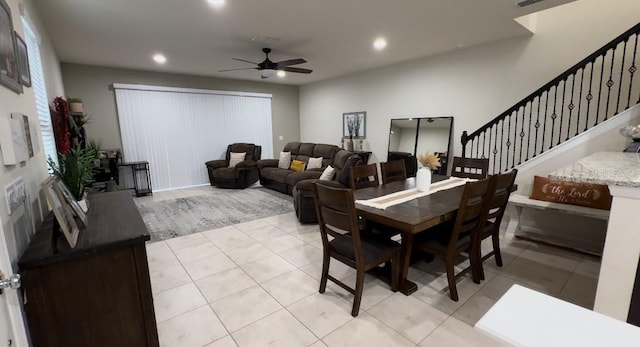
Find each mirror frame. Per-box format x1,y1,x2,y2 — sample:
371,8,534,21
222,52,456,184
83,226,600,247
387,116,454,176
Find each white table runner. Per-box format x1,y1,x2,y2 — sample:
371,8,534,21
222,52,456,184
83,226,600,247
355,177,471,210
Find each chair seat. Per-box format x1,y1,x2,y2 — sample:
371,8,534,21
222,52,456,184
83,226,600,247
480,221,495,238
329,235,400,265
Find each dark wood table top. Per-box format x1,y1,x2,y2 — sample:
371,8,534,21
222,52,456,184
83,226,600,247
354,176,465,233
19,191,150,270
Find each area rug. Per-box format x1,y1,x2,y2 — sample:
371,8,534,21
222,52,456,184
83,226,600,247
136,187,293,242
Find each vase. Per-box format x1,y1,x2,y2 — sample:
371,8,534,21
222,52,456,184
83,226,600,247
69,102,83,113
416,167,432,192
347,137,354,151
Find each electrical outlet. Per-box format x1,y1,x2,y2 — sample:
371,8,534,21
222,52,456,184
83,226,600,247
279,135,283,140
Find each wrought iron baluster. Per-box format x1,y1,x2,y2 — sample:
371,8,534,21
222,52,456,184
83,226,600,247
585,61,595,131
604,48,616,121
541,90,549,154
558,80,566,145
506,113,512,170
493,124,498,173
550,85,558,149
576,68,584,136
487,127,492,171
500,119,504,173
475,136,479,158
628,34,638,109
522,102,531,164
534,95,541,157
513,109,519,168
616,38,628,114
566,74,576,140
481,131,486,159
595,53,606,126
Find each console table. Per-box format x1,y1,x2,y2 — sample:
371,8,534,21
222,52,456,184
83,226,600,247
19,191,158,346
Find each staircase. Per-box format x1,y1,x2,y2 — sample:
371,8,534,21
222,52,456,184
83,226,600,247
461,22,640,174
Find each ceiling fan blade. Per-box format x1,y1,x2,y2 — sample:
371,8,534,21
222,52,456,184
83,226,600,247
274,58,307,68
232,58,260,65
218,67,257,72
279,67,313,74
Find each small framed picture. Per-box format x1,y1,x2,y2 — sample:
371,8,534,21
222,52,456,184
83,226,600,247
42,177,80,248
14,31,30,87
0,0,22,94
343,111,366,139
53,177,87,227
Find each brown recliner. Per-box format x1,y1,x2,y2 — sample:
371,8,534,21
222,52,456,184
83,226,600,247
205,143,261,189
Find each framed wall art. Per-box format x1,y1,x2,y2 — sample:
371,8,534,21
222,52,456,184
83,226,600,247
0,0,22,94
343,111,366,139
15,31,30,87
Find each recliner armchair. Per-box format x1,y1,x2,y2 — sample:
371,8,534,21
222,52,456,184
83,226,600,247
205,143,261,189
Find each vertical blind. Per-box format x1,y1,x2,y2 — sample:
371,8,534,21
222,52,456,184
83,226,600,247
22,19,56,167
114,84,273,191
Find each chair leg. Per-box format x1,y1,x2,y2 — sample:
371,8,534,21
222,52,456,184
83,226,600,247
351,269,366,317
319,252,330,293
390,254,400,292
445,256,459,301
492,232,503,267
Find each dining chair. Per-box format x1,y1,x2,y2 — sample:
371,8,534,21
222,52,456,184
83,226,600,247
313,180,400,317
477,169,518,280
349,163,379,190
452,157,489,179
413,176,495,301
380,160,407,184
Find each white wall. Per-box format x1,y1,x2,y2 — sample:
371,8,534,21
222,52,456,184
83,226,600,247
0,0,64,269
299,0,640,164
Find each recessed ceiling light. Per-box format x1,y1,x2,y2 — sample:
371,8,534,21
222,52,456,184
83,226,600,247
277,70,286,78
373,37,387,51
152,53,167,64
207,0,225,7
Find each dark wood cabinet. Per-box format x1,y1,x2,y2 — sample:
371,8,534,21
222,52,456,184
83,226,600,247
19,191,158,347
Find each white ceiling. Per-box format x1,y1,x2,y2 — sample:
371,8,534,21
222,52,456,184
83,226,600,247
32,0,575,85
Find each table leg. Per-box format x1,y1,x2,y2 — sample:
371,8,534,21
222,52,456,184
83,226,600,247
399,231,418,295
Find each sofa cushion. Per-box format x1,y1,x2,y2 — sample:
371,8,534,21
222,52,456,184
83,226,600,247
290,160,306,172
213,167,237,180
314,144,338,159
266,168,295,183
229,152,246,167
338,155,363,187
299,143,316,157
283,142,301,155
319,165,335,180
230,143,256,161
307,157,323,170
278,151,291,169
285,170,322,186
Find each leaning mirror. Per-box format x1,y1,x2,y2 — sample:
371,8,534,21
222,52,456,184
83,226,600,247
387,117,453,177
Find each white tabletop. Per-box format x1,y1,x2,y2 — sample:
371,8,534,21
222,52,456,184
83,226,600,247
475,284,640,347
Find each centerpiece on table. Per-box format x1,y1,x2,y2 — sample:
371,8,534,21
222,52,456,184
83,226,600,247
416,152,441,192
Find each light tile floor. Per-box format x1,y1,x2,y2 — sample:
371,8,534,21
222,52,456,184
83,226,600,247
144,189,600,347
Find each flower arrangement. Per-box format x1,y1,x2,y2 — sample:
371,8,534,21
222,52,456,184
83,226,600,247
418,152,441,171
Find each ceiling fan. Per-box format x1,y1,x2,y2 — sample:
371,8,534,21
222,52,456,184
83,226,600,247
219,48,312,79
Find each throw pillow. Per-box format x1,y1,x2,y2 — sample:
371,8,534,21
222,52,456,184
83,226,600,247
228,152,246,168
338,155,363,187
530,175,612,210
278,152,291,169
319,165,335,181
307,157,323,170
290,160,306,172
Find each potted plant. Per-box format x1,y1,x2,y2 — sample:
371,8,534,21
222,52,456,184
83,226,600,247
67,97,83,113
48,144,98,211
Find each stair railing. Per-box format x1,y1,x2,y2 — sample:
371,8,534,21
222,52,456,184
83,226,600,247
461,22,640,174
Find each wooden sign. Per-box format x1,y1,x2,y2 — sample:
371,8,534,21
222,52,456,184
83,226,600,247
530,176,612,210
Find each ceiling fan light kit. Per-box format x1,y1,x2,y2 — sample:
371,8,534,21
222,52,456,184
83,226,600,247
219,48,313,79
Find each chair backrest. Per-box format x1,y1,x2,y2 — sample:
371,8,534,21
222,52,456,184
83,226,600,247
486,169,518,226
452,157,489,179
447,177,494,251
380,160,407,184
349,163,379,190
227,143,262,161
313,181,364,262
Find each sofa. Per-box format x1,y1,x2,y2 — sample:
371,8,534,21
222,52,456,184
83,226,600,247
257,142,340,195
205,143,261,189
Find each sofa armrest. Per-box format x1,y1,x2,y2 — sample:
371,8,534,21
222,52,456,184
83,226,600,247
206,159,228,170
258,159,279,170
236,160,258,169
296,178,346,194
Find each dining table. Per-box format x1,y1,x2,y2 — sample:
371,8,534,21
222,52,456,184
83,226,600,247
354,175,466,295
